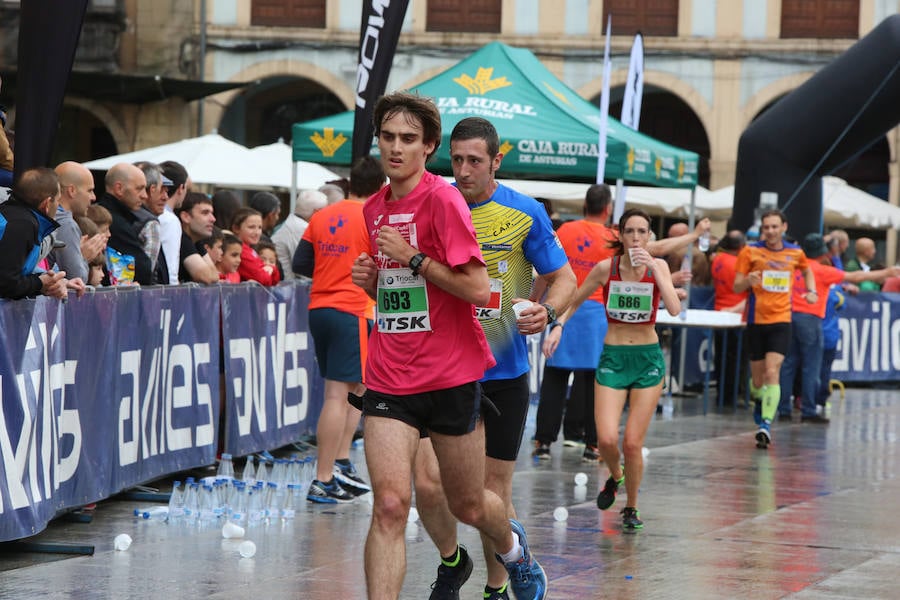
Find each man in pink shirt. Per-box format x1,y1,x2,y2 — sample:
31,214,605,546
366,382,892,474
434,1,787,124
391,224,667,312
351,92,547,600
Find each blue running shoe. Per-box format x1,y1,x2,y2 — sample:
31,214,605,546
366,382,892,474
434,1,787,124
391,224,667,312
333,461,371,496
755,420,771,449
306,478,354,503
498,519,547,600
752,401,762,426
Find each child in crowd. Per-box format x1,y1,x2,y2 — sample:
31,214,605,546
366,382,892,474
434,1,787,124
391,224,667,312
231,207,280,286
218,234,242,283
76,215,110,286
254,239,282,280
197,228,225,267
85,204,113,243
255,239,278,270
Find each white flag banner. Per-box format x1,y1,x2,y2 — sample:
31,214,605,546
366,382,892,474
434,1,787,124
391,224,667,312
614,32,645,222
621,33,644,130
596,14,612,184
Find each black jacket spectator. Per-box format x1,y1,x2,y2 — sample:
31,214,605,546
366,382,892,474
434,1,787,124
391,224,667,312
0,196,59,299
98,192,154,285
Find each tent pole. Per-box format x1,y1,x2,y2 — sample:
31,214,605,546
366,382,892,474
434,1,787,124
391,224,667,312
290,160,298,216
677,186,697,395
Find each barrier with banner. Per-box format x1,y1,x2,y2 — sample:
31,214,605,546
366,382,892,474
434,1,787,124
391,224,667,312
666,288,900,386
220,283,324,456
2,281,899,542
0,286,221,542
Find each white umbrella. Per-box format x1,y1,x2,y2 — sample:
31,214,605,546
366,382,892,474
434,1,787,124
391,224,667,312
83,133,273,189
248,141,341,191
84,133,340,191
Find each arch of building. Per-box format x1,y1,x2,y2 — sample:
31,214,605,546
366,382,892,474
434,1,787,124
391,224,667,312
208,60,356,134
740,72,814,133
578,69,713,155
59,98,129,156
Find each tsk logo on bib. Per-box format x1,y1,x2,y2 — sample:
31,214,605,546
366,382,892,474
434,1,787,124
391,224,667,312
376,268,432,333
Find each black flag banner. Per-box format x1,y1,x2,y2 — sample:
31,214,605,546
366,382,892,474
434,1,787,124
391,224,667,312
352,0,410,163
14,0,89,177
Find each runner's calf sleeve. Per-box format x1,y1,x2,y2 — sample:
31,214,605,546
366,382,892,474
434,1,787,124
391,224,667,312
761,384,780,422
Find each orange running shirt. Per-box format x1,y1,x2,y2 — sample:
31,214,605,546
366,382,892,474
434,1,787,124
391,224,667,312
791,260,844,318
302,199,375,319
735,241,810,325
555,219,617,304
711,251,748,311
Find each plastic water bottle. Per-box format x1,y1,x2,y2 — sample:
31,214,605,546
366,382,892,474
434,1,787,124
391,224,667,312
271,459,286,489
287,455,301,487
698,231,710,252
242,455,256,485
662,396,674,419
267,482,285,519
199,484,217,524
134,506,169,520
247,487,264,527
256,460,270,486
217,453,235,481
281,484,300,520
230,482,247,526
301,456,315,493
167,481,185,523
183,481,200,524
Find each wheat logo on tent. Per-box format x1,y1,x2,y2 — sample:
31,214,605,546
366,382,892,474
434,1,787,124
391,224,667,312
310,127,348,158
453,67,512,95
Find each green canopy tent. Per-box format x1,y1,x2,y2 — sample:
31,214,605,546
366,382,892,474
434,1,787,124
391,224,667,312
292,41,699,189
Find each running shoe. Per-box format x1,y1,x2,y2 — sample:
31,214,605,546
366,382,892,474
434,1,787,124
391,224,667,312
306,478,354,503
483,582,510,599
755,420,772,449
582,445,600,462
562,438,584,448
333,461,371,496
499,519,548,600
532,441,551,460
752,401,762,426
596,472,625,510
429,545,473,600
621,507,643,530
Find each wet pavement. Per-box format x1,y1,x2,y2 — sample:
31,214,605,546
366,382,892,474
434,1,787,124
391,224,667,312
2,387,900,599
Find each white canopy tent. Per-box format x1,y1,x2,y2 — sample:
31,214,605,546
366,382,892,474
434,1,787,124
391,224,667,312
501,176,900,230
84,134,340,192
474,178,728,220
705,176,900,230
247,141,342,192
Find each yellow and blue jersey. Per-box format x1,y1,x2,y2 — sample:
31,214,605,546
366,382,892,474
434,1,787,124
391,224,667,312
467,184,568,381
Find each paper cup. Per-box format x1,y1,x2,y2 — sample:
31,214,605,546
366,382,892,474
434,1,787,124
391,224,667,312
627,247,640,265
238,540,257,558
113,533,132,551
222,522,245,539
512,301,533,320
